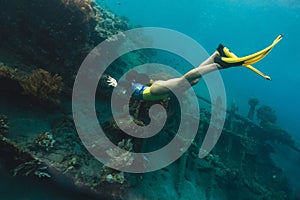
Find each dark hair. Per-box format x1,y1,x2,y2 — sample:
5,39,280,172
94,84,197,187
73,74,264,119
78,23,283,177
118,81,131,90
125,70,139,81
114,81,132,97
125,70,150,85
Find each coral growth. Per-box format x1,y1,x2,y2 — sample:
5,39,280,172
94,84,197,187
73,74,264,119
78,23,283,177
0,64,19,80
105,139,134,169
20,69,64,104
102,166,126,184
257,105,277,125
1,65,63,104
0,115,9,135
0,0,129,89
61,0,96,22
102,139,129,184
34,132,56,151
248,98,259,107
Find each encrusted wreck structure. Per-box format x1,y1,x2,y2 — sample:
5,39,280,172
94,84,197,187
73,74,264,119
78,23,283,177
0,1,299,200
0,0,129,88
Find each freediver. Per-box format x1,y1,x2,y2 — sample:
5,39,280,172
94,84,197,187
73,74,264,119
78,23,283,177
107,35,283,101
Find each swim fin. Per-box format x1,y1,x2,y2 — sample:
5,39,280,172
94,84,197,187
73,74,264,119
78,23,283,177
218,43,272,80
214,35,283,80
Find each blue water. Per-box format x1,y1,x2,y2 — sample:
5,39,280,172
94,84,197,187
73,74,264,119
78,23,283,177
100,0,300,143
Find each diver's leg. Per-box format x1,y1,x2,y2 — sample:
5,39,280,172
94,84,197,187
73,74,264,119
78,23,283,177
150,62,221,95
150,52,222,95
150,78,187,95
199,51,220,66
183,63,221,83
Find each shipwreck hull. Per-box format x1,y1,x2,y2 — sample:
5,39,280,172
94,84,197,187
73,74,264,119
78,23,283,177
0,130,127,200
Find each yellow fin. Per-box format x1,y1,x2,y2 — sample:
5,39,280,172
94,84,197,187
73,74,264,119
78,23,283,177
220,35,283,80
221,35,282,65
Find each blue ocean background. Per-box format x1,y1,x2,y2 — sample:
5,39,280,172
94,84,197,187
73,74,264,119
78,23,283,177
100,0,300,143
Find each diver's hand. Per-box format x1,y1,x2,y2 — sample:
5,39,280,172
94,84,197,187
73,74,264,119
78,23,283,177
107,76,117,87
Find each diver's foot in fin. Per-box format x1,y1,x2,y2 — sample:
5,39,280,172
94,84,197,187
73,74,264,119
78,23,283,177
214,45,275,69
214,55,244,69
215,35,283,69
216,44,227,57
217,44,240,58
215,44,244,68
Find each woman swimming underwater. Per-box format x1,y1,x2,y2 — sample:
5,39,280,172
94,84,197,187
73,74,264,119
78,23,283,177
107,35,283,101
